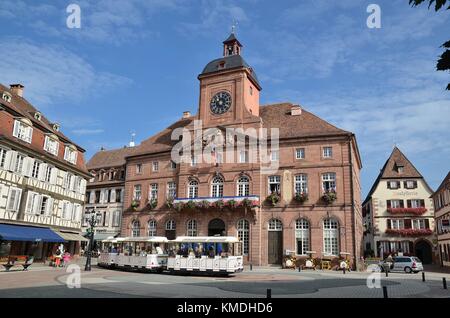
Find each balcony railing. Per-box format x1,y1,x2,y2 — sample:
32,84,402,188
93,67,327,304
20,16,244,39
385,228,433,237
386,207,427,215
172,195,259,211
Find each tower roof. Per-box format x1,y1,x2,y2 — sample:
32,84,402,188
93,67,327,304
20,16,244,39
223,32,242,46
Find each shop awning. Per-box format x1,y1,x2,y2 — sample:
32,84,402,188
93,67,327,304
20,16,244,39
55,231,88,242
93,233,118,241
0,224,65,242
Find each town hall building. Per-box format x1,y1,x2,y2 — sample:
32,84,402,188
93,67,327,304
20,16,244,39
89,33,363,267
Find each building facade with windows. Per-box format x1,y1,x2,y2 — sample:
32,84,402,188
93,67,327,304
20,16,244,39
431,172,450,268
82,147,134,245
113,33,363,267
0,83,89,260
362,147,436,264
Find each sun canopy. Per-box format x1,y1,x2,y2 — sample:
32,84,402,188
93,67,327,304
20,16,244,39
0,224,65,242
54,231,88,242
170,236,240,243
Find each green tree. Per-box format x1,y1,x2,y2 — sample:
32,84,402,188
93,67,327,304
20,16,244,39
409,0,450,90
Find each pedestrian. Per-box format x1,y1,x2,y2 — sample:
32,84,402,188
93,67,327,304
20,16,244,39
54,248,62,267
62,251,71,267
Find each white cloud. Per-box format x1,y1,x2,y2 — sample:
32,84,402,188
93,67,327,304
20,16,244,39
0,38,132,106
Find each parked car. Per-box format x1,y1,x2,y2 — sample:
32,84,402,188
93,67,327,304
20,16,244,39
381,256,423,273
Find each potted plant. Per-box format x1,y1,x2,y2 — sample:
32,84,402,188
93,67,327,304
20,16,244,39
227,199,237,209
322,189,337,204
266,192,280,206
185,200,196,210
148,198,158,210
131,199,140,211
294,192,308,203
173,202,184,212
166,198,174,209
198,200,211,209
214,199,225,209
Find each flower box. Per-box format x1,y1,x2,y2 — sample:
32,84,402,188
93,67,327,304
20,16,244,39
197,200,211,209
266,192,280,206
385,228,433,237
322,189,337,204
148,198,158,210
294,192,308,203
387,208,427,215
131,200,140,211
213,199,225,209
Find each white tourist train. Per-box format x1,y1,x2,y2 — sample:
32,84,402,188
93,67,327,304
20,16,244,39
97,236,244,275
98,236,169,272
166,236,244,274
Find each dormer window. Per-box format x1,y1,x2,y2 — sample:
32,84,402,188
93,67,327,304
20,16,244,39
2,92,12,103
64,144,78,164
218,61,226,69
34,112,42,121
52,123,60,132
44,134,60,156
13,118,33,143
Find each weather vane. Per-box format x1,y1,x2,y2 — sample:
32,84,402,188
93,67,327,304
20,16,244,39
231,19,238,34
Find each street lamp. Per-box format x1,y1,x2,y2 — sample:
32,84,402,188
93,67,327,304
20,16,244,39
84,208,99,271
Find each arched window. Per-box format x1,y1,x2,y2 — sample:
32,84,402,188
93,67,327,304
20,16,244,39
148,220,157,236
188,180,198,198
211,176,224,197
131,220,140,237
165,219,176,240
187,219,197,236
295,219,310,255
323,218,339,256
237,219,250,255
268,219,282,231
237,176,250,196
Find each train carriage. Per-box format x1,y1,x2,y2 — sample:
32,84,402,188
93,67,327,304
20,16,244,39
166,236,244,274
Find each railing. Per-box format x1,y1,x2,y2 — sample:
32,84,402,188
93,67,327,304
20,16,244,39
172,196,259,210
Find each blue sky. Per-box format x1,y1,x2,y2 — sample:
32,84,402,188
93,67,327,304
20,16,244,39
0,0,448,197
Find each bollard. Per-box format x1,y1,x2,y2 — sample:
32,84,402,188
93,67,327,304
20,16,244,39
298,266,301,272
443,277,447,290
343,266,346,274
250,263,252,271
385,268,388,277
266,288,271,299
382,286,388,298
422,272,425,282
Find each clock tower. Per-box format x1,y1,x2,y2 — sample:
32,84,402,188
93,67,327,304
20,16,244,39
197,32,262,128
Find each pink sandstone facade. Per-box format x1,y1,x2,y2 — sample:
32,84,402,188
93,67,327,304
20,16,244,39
107,33,363,267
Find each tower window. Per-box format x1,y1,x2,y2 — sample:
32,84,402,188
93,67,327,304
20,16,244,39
228,46,234,56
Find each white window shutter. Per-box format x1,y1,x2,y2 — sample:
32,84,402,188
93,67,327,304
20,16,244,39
27,127,33,143
80,179,87,194
104,212,109,227
25,192,35,213
33,195,41,215
61,171,68,188
110,189,116,203
13,120,20,137
39,163,48,181
22,157,33,177
46,197,54,216
12,189,22,211
100,190,106,203
69,175,75,191
6,151,17,172
50,168,58,184
89,192,95,204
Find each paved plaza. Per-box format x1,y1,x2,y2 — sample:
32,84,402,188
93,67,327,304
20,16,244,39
0,258,449,298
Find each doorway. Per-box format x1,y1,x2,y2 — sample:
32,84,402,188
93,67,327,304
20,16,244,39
415,240,433,264
208,218,226,236
268,219,283,264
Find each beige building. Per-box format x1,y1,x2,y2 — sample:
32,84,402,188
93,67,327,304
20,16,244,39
0,83,89,260
363,147,436,263
82,147,134,245
431,171,450,268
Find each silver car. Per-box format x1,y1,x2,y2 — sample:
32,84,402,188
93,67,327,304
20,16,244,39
383,256,424,273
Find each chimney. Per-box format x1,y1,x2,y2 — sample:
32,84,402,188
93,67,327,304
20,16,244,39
182,111,191,119
10,84,24,97
291,104,302,116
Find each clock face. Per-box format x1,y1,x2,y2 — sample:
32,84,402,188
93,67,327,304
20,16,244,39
210,91,232,115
